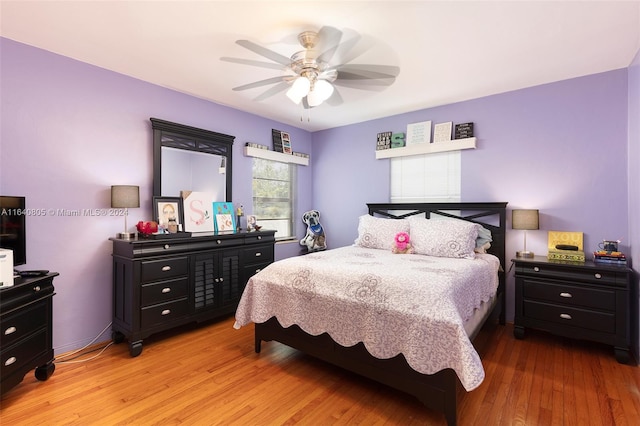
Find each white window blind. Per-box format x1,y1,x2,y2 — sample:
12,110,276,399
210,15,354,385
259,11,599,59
390,151,461,202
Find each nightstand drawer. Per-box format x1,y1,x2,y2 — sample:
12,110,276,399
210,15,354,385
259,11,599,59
140,257,188,282
0,328,48,378
1,301,47,348
141,277,188,306
516,264,621,286
523,281,615,311
524,300,615,333
140,298,189,329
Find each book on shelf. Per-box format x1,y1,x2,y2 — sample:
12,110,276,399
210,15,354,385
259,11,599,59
272,128,284,152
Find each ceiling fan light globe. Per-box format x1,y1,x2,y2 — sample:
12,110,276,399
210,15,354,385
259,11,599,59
315,79,334,101
287,76,310,101
307,91,323,107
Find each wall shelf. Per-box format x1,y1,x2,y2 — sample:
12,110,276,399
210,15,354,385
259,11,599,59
244,146,309,166
375,137,476,159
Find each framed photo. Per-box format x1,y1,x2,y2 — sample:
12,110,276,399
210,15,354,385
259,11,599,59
153,197,183,229
246,215,257,231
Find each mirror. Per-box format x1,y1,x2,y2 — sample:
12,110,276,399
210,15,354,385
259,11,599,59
152,118,234,201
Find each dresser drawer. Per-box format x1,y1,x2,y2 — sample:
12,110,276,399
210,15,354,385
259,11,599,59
140,298,189,329
523,280,615,311
245,233,275,245
141,277,188,306
140,257,188,282
1,301,47,348
524,300,615,333
0,328,48,378
243,245,274,265
515,264,622,286
243,262,271,281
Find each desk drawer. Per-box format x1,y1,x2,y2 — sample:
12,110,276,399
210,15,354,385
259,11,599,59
140,257,188,282
523,280,615,311
141,298,189,329
0,328,47,378
524,300,615,333
141,277,188,306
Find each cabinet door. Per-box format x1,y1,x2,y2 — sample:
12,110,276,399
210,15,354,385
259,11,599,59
192,249,240,311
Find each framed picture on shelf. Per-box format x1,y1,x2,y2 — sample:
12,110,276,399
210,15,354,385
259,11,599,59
153,197,183,229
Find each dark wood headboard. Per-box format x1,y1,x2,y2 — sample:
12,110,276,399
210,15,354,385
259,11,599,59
367,202,508,324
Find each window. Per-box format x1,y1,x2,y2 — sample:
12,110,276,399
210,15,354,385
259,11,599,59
390,151,461,202
252,158,296,240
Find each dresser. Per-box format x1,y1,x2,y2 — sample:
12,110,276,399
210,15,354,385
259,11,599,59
111,231,275,357
513,256,634,363
1,273,58,395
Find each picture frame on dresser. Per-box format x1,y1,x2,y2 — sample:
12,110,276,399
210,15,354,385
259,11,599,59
153,196,183,230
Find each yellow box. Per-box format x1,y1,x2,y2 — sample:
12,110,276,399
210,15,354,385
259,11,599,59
548,231,584,251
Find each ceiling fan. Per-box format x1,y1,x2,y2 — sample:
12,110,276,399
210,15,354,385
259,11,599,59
221,26,400,108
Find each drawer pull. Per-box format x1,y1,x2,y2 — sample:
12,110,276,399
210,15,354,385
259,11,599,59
560,313,572,320
161,309,171,316
4,357,16,366
255,252,262,257
164,244,170,249
219,277,224,282
257,236,262,240
217,240,222,244
594,273,602,279
560,292,573,298
4,326,17,335
33,286,41,292
255,268,262,273
161,287,171,294
533,267,540,272
161,266,171,272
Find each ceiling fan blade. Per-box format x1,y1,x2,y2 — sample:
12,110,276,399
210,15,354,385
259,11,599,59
325,86,344,106
232,76,285,91
220,57,284,70
253,81,290,101
336,65,400,80
333,79,395,91
236,40,291,66
316,26,343,64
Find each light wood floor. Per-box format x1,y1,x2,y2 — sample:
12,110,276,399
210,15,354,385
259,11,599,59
1,316,639,425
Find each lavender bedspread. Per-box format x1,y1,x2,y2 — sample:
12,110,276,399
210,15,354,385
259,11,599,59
234,246,499,391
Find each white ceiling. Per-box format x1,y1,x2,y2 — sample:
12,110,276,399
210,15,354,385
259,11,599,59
1,1,639,132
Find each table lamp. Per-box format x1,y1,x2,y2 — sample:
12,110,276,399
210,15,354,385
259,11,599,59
512,209,539,258
111,185,140,240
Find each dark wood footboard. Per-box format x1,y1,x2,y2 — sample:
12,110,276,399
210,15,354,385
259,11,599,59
255,317,459,426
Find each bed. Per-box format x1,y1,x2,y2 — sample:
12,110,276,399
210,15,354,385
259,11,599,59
234,202,507,425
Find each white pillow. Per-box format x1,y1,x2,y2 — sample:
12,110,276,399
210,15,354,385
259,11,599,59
354,215,410,250
408,217,480,259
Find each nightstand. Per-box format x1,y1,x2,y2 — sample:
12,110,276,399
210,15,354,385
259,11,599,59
512,256,634,364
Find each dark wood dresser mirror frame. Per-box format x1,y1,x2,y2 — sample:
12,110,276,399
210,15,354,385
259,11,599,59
151,118,234,201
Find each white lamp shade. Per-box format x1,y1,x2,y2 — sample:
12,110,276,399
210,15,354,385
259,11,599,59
286,77,310,104
315,79,334,101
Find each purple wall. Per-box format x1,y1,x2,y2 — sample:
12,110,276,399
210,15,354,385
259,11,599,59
0,38,312,353
628,47,640,357
2,36,637,353
312,69,630,322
